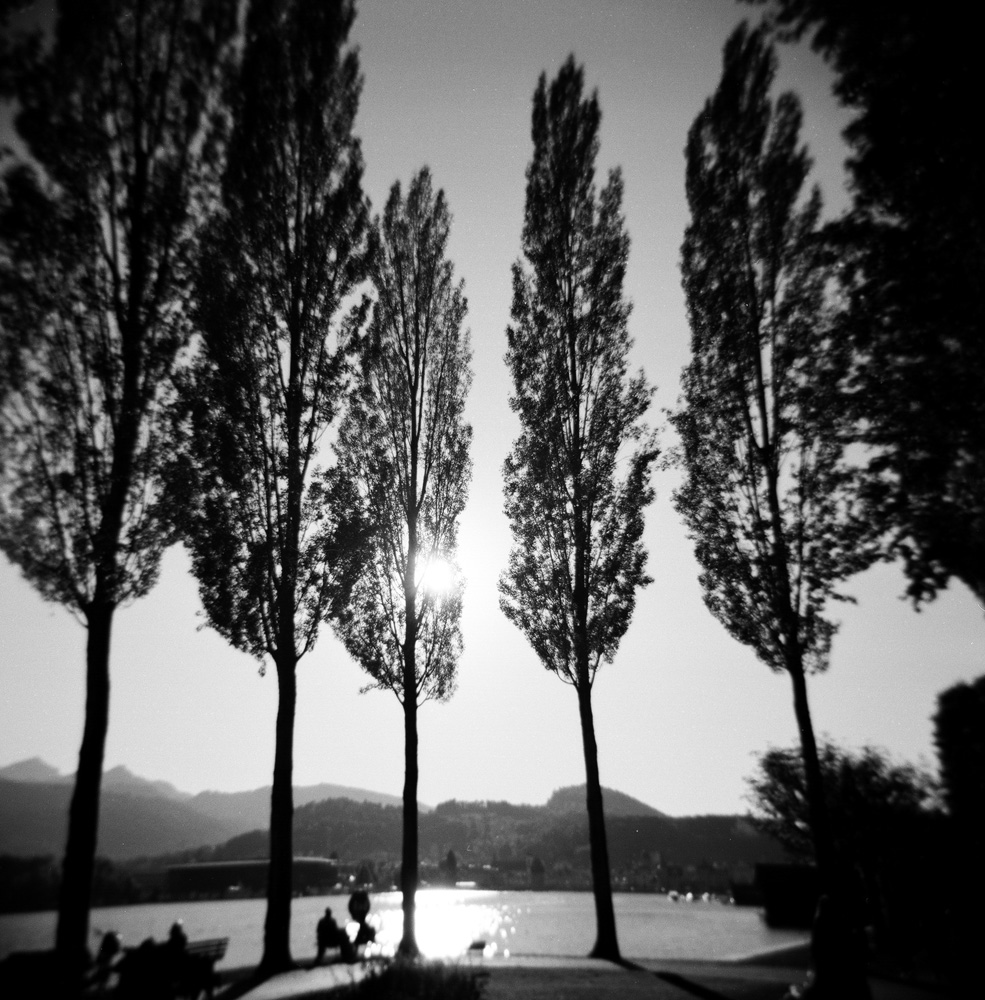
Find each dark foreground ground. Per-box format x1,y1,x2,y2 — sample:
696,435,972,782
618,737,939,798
217,943,954,1000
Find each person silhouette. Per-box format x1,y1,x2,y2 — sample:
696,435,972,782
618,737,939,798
89,930,121,990
313,907,353,966
167,921,187,954
348,890,376,948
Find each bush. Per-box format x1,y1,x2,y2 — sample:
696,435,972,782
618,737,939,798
335,960,486,1000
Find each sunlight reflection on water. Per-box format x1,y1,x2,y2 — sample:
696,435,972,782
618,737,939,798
0,889,807,966
371,889,510,958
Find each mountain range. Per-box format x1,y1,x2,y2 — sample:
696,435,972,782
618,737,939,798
0,757,406,860
0,758,669,862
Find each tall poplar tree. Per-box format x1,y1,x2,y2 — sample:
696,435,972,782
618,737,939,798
500,57,657,962
334,167,472,957
169,0,371,974
0,1,235,984
674,24,874,996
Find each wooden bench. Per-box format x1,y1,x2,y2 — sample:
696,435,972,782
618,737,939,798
185,937,228,966
116,937,228,1000
182,938,227,999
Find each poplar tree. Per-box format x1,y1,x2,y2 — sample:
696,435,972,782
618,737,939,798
674,24,874,996
0,1,235,985
169,0,371,974
500,57,657,962
334,167,472,957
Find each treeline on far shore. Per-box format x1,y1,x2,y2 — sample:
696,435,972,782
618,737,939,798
0,855,138,915
1,799,787,914
0,851,755,915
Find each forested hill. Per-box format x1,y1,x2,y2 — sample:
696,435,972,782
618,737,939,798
158,794,784,873
545,784,667,817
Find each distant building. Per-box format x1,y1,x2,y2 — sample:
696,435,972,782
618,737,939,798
166,858,339,897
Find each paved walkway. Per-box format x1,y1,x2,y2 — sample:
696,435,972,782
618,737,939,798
235,954,952,1000
234,961,371,1000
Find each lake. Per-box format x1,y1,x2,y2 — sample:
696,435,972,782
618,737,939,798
0,890,806,967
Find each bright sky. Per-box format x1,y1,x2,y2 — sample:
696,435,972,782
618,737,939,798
1,0,981,817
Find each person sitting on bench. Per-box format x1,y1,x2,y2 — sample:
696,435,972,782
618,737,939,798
313,907,355,966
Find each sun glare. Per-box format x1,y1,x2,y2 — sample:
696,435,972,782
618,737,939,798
372,890,508,959
419,556,456,598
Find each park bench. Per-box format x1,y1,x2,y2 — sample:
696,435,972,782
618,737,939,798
116,936,228,1000
184,937,228,995
185,937,228,968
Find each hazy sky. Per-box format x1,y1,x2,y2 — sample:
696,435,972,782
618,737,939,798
1,0,981,817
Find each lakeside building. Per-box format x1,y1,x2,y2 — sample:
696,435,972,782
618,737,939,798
166,857,339,898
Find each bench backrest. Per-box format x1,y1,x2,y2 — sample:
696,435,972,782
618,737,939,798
186,938,229,962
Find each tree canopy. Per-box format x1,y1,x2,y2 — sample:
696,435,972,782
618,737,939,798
334,167,472,709
674,22,874,679
750,0,985,605
501,59,657,691
748,740,943,965
1,0,235,615
933,674,985,830
747,742,936,862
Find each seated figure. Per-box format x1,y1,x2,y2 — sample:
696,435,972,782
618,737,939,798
314,907,355,965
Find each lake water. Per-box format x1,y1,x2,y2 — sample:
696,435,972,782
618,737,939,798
0,890,806,967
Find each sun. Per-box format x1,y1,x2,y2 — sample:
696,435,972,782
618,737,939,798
419,555,456,598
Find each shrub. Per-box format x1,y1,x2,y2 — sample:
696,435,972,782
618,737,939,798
335,960,486,1000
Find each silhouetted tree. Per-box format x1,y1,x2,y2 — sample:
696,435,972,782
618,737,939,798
500,56,657,962
748,743,936,861
748,742,943,970
933,675,985,830
674,24,874,994
0,0,235,984
169,0,370,974
334,167,472,957
750,0,985,606
932,674,985,989
441,850,458,884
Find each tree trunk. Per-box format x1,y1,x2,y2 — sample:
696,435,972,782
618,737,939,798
788,661,834,887
55,603,114,990
399,682,420,957
576,682,621,961
261,655,297,975
789,662,871,999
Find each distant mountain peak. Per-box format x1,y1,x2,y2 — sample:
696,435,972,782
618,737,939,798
0,759,190,801
100,765,191,801
545,784,666,818
0,757,67,783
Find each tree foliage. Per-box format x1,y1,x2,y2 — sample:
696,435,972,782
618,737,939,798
500,58,656,690
750,0,985,605
933,673,985,829
0,0,236,978
174,0,371,662
500,56,657,962
334,167,472,707
334,166,472,955
748,742,937,862
748,741,945,966
673,22,873,681
1,0,234,613
169,0,371,973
